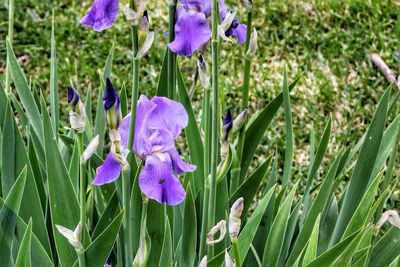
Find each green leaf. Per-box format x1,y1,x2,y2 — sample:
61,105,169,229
230,156,272,222
342,172,382,239
0,167,27,267
209,185,276,267
103,43,114,80
73,210,124,267
262,182,298,267
120,84,128,117
181,183,197,267
240,73,302,180
147,200,165,266
159,217,173,267
318,197,338,254
156,49,169,97
369,227,400,267
0,197,53,267
284,150,342,267
6,40,43,145
330,88,390,245
177,68,204,194
50,12,59,136
91,191,120,240
95,78,106,156
41,98,80,266
281,66,294,186
2,102,15,196
302,214,320,266
68,140,80,194
15,219,32,267
305,228,363,267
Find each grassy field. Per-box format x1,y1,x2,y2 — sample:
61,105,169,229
1,0,399,195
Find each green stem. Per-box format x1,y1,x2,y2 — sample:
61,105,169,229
77,134,86,267
199,87,211,258
5,0,15,96
232,239,241,267
78,251,86,267
122,170,132,265
168,1,177,99
234,11,253,184
207,0,219,258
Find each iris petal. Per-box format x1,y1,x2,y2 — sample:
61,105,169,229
168,148,196,174
147,96,188,139
80,0,119,32
227,23,247,44
139,155,186,206
168,9,211,57
93,152,121,185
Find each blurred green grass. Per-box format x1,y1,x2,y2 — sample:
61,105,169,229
1,0,399,190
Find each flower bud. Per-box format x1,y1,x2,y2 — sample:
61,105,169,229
81,135,99,164
104,258,112,267
133,229,150,267
222,110,233,142
242,0,253,10
104,78,121,130
199,256,208,267
206,220,226,245
197,55,210,88
68,86,86,133
218,11,237,42
246,28,258,56
225,250,234,267
376,210,400,230
229,197,244,240
123,0,146,25
55,223,83,252
232,109,248,134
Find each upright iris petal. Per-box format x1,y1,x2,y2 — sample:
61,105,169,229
80,0,119,31
168,8,211,57
93,95,196,206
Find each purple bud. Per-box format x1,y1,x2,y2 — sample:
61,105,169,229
104,78,121,129
223,110,233,141
68,85,80,110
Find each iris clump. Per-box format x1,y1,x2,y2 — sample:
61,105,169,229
169,0,247,56
94,85,196,206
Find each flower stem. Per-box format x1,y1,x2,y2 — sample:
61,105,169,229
5,0,15,96
199,87,211,258
207,0,220,258
124,3,141,262
77,134,87,267
168,0,177,99
234,11,252,185
232,239,241,267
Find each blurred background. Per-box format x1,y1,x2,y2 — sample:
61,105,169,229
1,0,399,196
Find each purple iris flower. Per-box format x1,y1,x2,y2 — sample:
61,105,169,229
168,0,247,56
68,85,80,110
80,0,119,31
93,95,196,206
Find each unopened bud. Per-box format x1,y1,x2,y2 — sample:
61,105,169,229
222,110,233,142
133,230,150,267
123,0,146,25
199,256,208,267
69,101,86,133
225,250,234,267
104,258,112,267
197,55,210,88
104,78,121,130
218,11,237,42
246,28,258,56
140,10,150,32
242,0,253,10
232,109,248,134
229,197,244,240
55,223,83,252
376,210,400,230
207,220,226,245
80,135,99,164
137,31,154,59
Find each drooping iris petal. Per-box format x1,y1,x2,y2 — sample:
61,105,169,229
168,8,211,57
104,78,120,110
139,155,186,206
80,0,119,32
147,96,189,139
168,148,196,174
226,21,247,44
93,152,121,185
